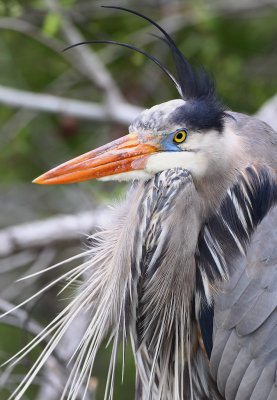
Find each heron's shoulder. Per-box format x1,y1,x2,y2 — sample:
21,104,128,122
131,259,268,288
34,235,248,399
227,110,277,135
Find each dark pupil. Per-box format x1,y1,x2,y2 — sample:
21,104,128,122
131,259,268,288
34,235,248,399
176,132,183,140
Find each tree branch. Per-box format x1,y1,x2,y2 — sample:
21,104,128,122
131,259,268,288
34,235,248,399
45,0,124,106
0,17,63,53
1,70,80,145
0,209,110,258
0,299,85,399
0,85,142,125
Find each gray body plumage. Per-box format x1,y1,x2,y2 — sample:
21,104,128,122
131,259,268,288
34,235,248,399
211,207,277,400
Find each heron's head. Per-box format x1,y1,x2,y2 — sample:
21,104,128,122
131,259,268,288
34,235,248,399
34,98,241,186
33,7,243,187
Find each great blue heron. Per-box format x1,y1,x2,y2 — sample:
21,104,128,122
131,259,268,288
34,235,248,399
4,6,277,400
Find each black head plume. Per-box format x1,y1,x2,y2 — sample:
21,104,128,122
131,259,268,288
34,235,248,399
101,6,218,102
64,6,225,130
149,32,217,101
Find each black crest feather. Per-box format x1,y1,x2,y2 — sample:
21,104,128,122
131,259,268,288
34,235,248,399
101,6,218,102
64,6,225,131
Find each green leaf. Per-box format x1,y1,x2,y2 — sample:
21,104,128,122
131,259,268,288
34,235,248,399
42,12,61,37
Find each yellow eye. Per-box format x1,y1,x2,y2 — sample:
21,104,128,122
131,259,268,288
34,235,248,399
173,130,187,143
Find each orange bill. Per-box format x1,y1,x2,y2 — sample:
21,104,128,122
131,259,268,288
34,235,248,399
33,133,160,184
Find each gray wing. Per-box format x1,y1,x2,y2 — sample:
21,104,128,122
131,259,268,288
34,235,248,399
210,205,277,400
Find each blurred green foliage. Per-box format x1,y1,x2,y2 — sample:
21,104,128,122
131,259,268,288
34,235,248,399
0,1,277,399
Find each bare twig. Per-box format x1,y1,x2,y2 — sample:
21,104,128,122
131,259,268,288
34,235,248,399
0,299,44,338
0,279,93,399
0,85,142,125
1,70,82,145
0,209,110,258
1,247,56,301
0,17,63,53
0,299,67,398
45,0,124,106
0,250,37,274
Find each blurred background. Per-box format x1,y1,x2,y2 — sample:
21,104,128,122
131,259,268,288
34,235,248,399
0,0,277,398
